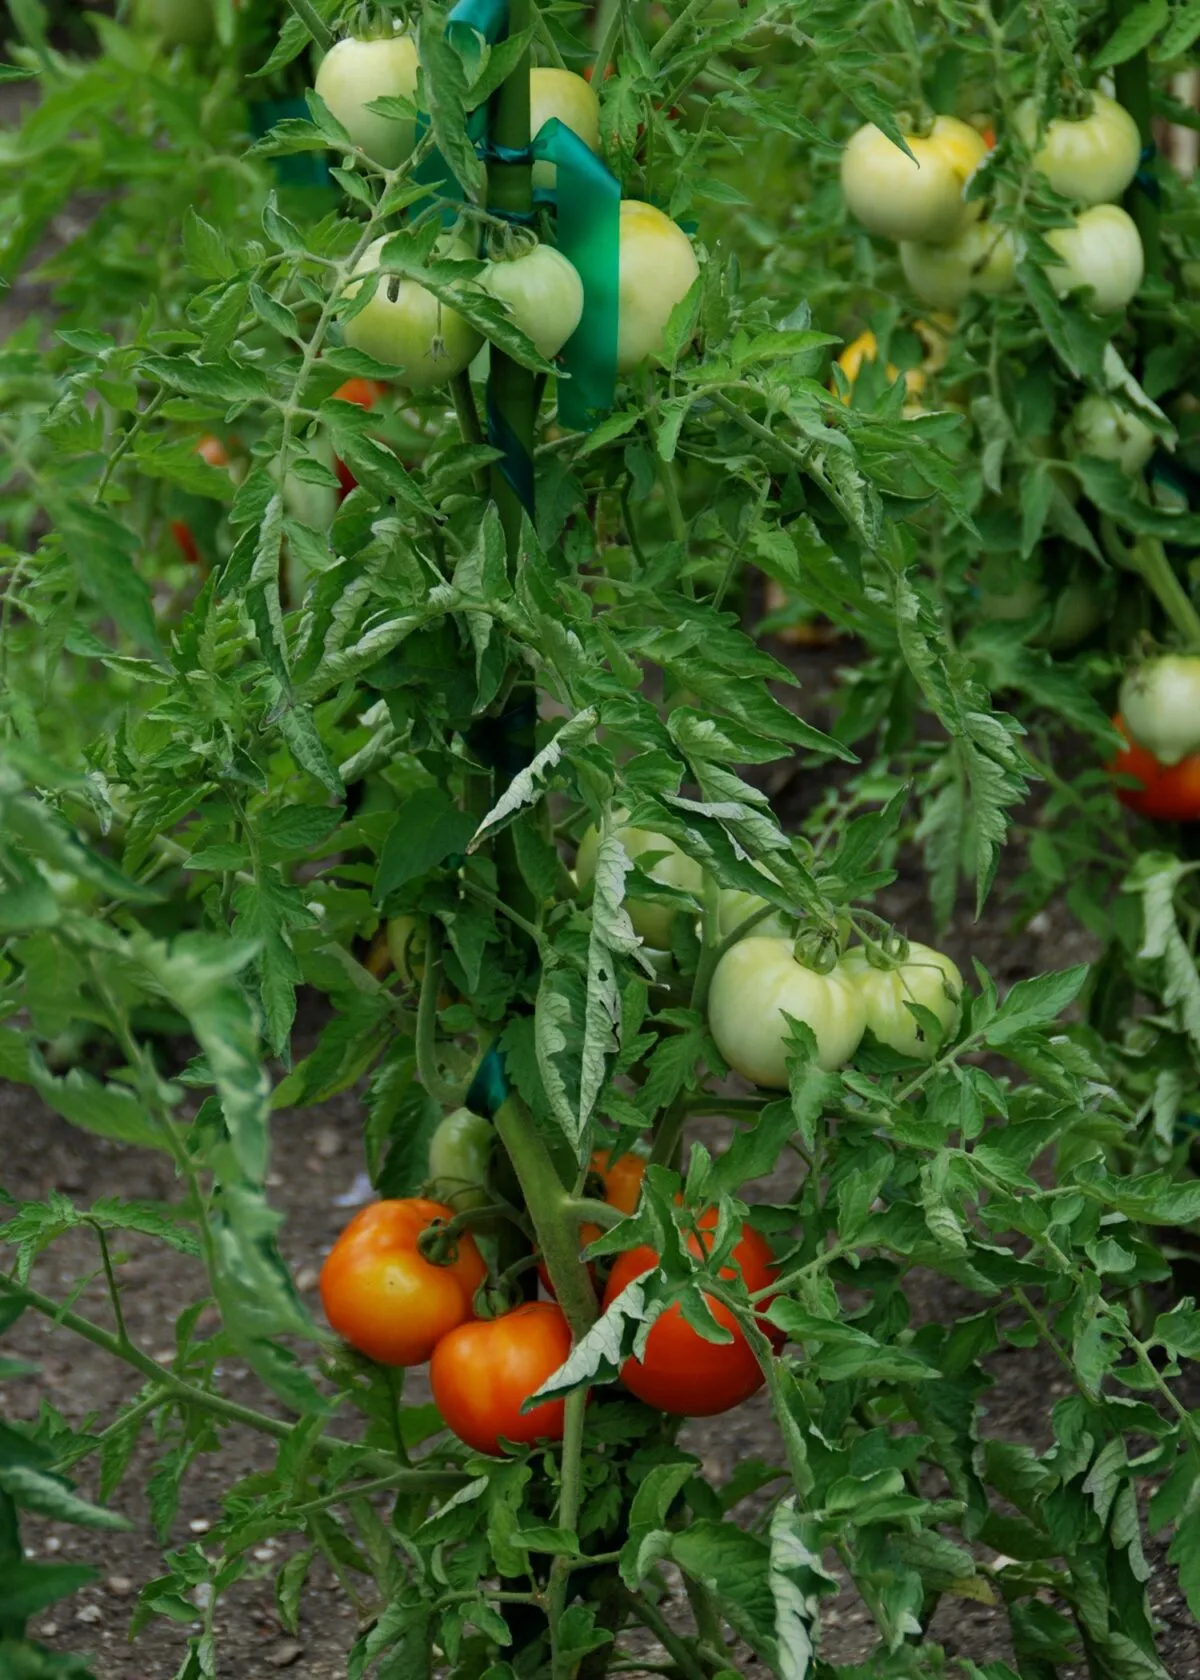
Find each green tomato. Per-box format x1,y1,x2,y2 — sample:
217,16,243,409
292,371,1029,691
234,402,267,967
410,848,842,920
1065,394,1155,474
428,1108,494,1211
899,220,1016,309
707,936,866,1085
342,235,483,392
530,68,600,192
314,33,420,170
576,821,704,949
1045,205,1143,315
715,886,794,942
480,243,584,360
840,117,987,244
1039,577,1107,651
838,943,962,1061
1119,656,1200,766
1015,93,1140,206
135,0,212,45
616,201,700,373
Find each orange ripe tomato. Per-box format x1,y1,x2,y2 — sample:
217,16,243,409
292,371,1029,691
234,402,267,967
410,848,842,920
601,1208,781,1416
430,1301,573,1455
319,1198,486,1367
538,1149,647,1297
195,434,230,469
1109,714,1200,822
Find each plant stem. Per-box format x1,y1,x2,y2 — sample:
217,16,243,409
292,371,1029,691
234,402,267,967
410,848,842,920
282,0,333,54
547,1387,587,1676
492,1097,598,1340
1111,0,1162,325
0,1275,465,1489
614,1587,710,1680
415,919,469,1106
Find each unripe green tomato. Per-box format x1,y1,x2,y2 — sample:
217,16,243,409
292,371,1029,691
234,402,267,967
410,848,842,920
314,33,420,169
1065,394,1155,474
387,915,427,984
841,117,987,244
428,1108,494,1211
480,244,584,359
1015,93,1140,206
838,943,962,1061
707,937,866,1085
1038,578,1107,651
616,201,700,373
1045,205,1143,315
342,235,483,391
135,0,212,46
1119,657,1200,766
530,68,600,192
576,822,704,949
899,221,1016,309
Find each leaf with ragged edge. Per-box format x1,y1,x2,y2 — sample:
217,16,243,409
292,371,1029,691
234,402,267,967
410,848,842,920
417,2,484,199
769,1499,837,1680
1125,857,1200,1051
580,826,653,1146
469,709,599,850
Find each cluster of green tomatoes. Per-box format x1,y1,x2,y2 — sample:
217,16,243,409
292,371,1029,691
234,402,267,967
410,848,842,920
315,30,699,388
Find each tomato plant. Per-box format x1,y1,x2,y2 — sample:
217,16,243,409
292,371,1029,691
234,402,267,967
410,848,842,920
4,0,1200,1675
319,1198,486,1366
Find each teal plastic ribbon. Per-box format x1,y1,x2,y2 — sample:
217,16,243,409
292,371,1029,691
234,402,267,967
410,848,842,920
530,117,619,431
466,1043,511,1118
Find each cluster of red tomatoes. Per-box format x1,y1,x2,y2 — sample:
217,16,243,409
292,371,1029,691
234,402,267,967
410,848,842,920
841,92,1144,315
314,34,699,387
318,1140,782,1456
1110,656,1200,821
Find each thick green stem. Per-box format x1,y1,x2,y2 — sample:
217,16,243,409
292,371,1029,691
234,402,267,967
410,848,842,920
547,1387,588,1677
492,1098,598,1339
1111,0,1162,305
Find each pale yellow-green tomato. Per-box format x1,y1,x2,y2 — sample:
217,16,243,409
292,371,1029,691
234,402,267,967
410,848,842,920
314,33,420,169
530,68,600,192
387,915,427,984
1045,205,1144,315
841,116,987,244
1119,657,1200,766
715,887,794,942
1064,394,1155,474
479,244,584,359
707,937,867,1085
899,221,1017,309
576,823,704,949
342,235,483,391
616,201,700,372
1015,92,1140,206
838,943,962,1061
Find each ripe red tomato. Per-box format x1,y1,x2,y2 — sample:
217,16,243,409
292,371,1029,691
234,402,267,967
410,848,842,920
537,1149,647,1298
329,378,387,497
319,1198,486,1367
1109,714,1200,822
601,1208,781,1416
430,1301,572,1455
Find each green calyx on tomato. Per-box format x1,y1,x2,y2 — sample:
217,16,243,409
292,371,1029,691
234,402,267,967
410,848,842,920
1045,204,1144,315
575,820,704,950
314,31,420,169
602,1208,781,1417
430,1301,572,1455
616,201,700,373
1119,657,1200,767
899,220,1016,309
838,941,962,1061
1110,713,1200,821
707,935,866,1085
529,68,600,191
841,116,988,245
1015,92,1140,207
319,1197,486,1367
427,1108,494,1212
1065,394,1155,475
341,235,483,391
479,238,584,360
